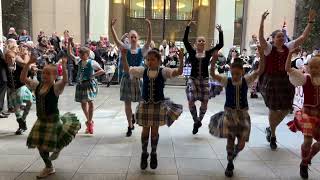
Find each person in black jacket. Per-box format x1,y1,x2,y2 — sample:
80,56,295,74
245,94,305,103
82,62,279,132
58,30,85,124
183,20,224,134
0,50,9,118
4,49,33,135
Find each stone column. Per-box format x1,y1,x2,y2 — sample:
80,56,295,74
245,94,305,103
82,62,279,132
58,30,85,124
0,0,3,51
215,0,235,55
89,0,109,41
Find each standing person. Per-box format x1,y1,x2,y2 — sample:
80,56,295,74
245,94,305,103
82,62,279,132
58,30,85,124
0,50,9,118
121,48,183,170
250,48,262,98
285,49,320,179
18,30,32,44
168,41,179,68
305,48,319,65
21,53,81,179
183,20,224,134
68,43,105,134
4,49,33,135
209,46,265,177
104,45,118,87
259,10,316,150
249,34,259,56
111,18,152,137
7,27,18,40
50,32,61,53
159,40,169,65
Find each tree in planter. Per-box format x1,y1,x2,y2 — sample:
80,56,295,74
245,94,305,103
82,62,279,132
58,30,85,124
2,0,31,37
294,0,320,52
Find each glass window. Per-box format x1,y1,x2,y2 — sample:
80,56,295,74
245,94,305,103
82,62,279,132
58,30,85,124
130,0,145,18
233,0,244,46
152,0,170,19
177,0,193,20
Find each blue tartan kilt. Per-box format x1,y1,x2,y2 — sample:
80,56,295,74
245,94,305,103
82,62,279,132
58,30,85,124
120,74,142,102
135,99,183,127
75,80,98,102
8,86,33,108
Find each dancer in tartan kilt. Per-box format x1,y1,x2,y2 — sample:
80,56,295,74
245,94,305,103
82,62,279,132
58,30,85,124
183,20,224,135
285,48,320,179
68,38,105,134
209,46,265,177
21,52,81,179
259,10,316,150
4,48,33,135
111,18,152,137
121,48,183,170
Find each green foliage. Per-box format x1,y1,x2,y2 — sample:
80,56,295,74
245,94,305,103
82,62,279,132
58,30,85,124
2,0,30,35
294,0,320,51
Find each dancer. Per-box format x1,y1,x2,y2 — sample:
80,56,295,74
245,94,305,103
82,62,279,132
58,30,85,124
68,39,105,134
21,52,81,179
4,48,33,135
121,48,183,170
259,10,316,149
111,18,152,137
286,49,320,179
183,20,224,134
209,46,265,177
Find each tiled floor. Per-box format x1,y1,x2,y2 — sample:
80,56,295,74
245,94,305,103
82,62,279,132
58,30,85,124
0,86,319,180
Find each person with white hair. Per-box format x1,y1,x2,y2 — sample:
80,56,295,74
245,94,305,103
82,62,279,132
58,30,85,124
7,27,18,40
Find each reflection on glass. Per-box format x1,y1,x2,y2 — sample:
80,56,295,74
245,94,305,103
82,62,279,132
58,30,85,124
152,0,170,19
130,0,145,18
177,0,193,20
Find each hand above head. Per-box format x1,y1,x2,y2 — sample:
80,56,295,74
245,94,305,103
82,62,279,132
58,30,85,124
187,20,196,26
261,10,270,21
308,9,316,22
145,19,151,26
216,24,222,32
111,18,117,26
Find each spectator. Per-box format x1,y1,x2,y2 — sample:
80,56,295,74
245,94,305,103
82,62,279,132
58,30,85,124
305,48,319,65
7,27,18,40
18,30,32,44
249,34,259,56
0,49,9,118
50,32,61,52
37,30,45,44
61,30,70,48
159,40,169,64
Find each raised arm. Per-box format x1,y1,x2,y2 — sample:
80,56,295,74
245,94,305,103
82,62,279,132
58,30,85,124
20,53,37,87
111,18,125,48
210,51,224,82
294,10,316,47
120,48,129,73
183,20,195,53
144,19,152,49
285,48,301,73
208,25,224,54
256,46,266,75
172,50,184,77
259,11,270,49
54,57,68,96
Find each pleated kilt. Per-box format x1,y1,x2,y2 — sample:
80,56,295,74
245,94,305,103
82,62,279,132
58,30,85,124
8,86,33,108
75,80,98,102
135,99,183,127
287,106,320,141
259,73,294,110
120,74,142,102
209,108,251,141
186,78,210,102
27,112,81,152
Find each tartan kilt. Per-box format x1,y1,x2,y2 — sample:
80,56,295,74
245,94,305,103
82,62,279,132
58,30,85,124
75,80,98,102
120,74,141,102
209,108,251,141
135,99,183,127
186,78,209,102
8,86,33,108
287,107,320,141
208,111,225,138
27,112,81,152
259,73,294,110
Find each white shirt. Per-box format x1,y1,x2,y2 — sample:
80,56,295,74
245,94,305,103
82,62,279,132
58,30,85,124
129,67,175,80
264,41,296,56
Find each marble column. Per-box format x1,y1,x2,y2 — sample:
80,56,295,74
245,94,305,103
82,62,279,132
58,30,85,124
89,0,110,41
